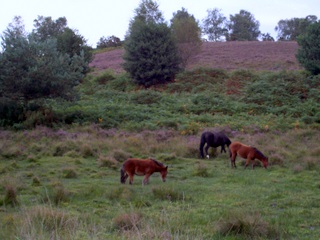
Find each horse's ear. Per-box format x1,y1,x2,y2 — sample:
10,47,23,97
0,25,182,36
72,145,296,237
166,166,168,170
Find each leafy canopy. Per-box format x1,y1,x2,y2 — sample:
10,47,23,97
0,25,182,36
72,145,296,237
0,16,87,103
226,10,260,41
171,8,202,68
275,15,318,41
202,8,227,42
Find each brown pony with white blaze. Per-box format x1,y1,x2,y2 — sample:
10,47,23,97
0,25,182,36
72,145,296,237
120,158,168,185
229,142,268,169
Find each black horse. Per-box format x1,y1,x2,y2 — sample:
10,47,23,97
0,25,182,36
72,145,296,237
199,131,232,159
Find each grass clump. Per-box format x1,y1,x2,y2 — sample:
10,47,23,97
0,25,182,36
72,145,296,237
216,211,280,239
193,161,210,177
152,186,185,201
97,155,118,169
62,167,78,179
3,185,19,207
112,212,143,231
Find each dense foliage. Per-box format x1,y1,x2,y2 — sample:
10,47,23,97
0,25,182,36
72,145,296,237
123,0,181,86
275,15,318,41
296,21,320,75
0,16,90,127
8,68,314,132
226,10,261,41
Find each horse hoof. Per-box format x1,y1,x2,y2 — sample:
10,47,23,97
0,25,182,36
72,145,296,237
206,155,209,159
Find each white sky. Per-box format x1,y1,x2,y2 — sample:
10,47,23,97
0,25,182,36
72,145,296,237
1,0,319,47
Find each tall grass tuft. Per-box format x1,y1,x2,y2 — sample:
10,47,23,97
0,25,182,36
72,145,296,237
216,211,279,239
193,161,210,177
3,185,19,207
152,186,186,201
112,212,143,231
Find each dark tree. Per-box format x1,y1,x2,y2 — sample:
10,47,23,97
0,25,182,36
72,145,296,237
97,35,122,49
226,10,260,41
123,0,181,87
275,15,317,41
296,21,320,75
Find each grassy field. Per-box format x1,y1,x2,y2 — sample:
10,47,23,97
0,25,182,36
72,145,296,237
1,62,320,239
0,126,319,239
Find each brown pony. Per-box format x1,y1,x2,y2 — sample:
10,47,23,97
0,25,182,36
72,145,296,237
120,158,168,185
229,142,268,169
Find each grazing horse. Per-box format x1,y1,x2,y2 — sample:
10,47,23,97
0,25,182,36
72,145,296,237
120,158,168,185
199,131,232,159
229,141,268,169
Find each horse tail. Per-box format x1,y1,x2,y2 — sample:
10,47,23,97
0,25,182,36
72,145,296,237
120,167,126,184
199,134,206,158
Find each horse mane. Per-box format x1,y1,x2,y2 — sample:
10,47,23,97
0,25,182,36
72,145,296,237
253,147,267,159
150,158,165,167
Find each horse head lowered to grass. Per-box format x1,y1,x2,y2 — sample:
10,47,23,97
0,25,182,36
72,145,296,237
120,158,168,185
229,141,268,169
199,131,232,159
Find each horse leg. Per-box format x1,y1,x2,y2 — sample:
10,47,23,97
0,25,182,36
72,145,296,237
205,145,210,159
231,152,237,168
142,174,151,185
121,173,128,184
244,158,251,169
129,174,134,185
221,144,226,153
199,140,205,158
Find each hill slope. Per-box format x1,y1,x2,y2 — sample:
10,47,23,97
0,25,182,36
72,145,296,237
89,41,302,73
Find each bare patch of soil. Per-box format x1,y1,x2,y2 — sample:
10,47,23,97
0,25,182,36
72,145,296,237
89,41,302,73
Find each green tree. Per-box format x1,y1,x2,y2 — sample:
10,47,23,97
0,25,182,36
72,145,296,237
226,10,260,41
0,17,85,103
123,0,181,87
275,15,317,41
261,33,275,41
171,8,202,68
202,8,227,41
97,35,122,49
33,16,92,72
296,21,320,75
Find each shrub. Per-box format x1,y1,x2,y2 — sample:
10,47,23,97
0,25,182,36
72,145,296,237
130,90,162,105
95,71,115,85
112,150,132,162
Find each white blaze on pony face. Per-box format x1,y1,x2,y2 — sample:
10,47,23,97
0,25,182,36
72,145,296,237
206,155,210,159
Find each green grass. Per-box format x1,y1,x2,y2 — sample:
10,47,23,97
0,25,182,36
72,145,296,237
0,127,319,239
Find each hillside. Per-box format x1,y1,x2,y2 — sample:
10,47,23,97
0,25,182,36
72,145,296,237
89,41,302,73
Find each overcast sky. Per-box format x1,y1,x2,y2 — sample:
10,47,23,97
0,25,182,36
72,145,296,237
1,0,319,47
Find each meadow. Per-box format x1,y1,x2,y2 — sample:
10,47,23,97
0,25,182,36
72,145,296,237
0,126,319,239
0,61,320,239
